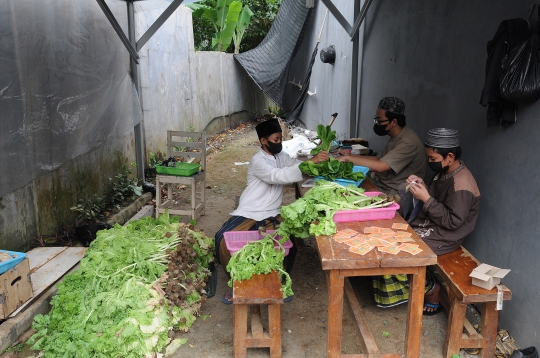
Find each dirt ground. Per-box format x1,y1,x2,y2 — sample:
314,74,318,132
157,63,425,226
2,121,466,358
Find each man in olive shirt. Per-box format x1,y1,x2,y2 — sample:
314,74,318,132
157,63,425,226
337,97,426,196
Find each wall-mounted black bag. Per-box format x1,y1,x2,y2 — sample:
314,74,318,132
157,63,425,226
500,5,540,103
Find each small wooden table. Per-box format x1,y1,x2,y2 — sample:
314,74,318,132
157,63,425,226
317,218,437,357
296,177,437,356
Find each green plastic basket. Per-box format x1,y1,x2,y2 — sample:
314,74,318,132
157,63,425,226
155,163,200,176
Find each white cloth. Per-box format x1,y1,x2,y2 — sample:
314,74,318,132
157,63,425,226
281,134,317,158
230,148,303,221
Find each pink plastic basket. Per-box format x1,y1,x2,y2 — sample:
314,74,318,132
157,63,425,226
333,191,401,222
224,230,293,256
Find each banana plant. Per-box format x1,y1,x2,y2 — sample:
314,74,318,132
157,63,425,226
186,0,252,53
232,4,253,54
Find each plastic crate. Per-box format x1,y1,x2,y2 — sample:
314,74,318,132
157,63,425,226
333,191,401,222
314,165,370,187
0,251,27,275
155,162,200,176
224,230,293,256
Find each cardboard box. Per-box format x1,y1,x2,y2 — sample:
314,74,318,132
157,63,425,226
469,263,510,290
0,258,33,319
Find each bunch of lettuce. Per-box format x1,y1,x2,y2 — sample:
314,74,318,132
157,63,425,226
226,233,293,298
299,159,365,182
277,180,390,239
29,212,214,357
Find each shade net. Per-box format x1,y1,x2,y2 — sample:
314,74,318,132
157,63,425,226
234,0,313,108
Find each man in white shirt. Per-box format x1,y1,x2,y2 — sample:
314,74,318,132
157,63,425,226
215,118,328,304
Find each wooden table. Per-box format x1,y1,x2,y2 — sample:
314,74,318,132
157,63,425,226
317,217,437,358
296,177,437,357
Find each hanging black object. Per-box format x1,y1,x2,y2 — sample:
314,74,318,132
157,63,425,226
320,45,336,64
234,0,313,107
500,6,540,103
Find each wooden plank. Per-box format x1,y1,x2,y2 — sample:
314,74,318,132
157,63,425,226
344,278,380,354
443,289,467,358
327,270,345,358
234,304,248,358
317,219,436,271
268,304,282,358
479,302,498,358
463,318,479,339
25,247,68,273
233,271,283,305
250,305,264,339
437,247,512,303
9,247,87,317
460,335,483,348
404,267,425,358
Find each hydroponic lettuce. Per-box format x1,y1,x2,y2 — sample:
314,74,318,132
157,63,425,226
299,159,365,182
226,232,293,298
277,180,395,240
29,211,214,357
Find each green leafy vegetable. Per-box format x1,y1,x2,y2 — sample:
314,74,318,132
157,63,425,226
226,232,293,298
299,159,366,182
29,212,214,357
277,180,394,240
310,124,336,155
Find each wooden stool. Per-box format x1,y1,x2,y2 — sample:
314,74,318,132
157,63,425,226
233,271,284,358
436,247,512,358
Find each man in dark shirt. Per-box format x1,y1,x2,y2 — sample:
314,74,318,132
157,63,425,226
337,97,426,196
373,128,481,315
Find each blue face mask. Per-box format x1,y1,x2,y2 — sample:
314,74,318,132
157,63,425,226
266,141,282,154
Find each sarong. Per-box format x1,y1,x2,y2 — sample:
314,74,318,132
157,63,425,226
372,270,435,308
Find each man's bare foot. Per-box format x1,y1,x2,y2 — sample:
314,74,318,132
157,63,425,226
423,282,443,315
221,291,233,304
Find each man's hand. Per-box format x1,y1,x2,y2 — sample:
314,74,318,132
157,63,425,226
407,175,427,189
408,182,431,203
335,155,350,163
309,150,329,164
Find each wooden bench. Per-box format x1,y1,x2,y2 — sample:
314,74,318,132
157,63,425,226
233,271,284,358
435,246,512,358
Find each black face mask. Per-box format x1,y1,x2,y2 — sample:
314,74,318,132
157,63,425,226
428,160,449,174
265,141,282,154
373,123,390,136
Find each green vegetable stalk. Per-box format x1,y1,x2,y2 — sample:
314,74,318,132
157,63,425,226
310,124,336,155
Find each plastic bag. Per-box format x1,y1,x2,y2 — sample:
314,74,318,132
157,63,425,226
398,182,423,223
500,5,540,104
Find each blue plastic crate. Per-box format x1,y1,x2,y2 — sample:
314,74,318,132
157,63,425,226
0,250,27,275
314,165,370,187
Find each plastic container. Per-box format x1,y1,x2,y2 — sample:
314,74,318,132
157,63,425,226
224,230,293,256
314,165,370,187
333,192,401,222
0,250,27,275
155,162,200,176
